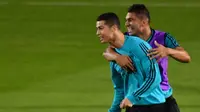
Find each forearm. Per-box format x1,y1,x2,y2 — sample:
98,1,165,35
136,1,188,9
126,60,161,104
126,75,160,102
167,47,191,63
109,62,124,112
109,89,124,112
135,76,160,97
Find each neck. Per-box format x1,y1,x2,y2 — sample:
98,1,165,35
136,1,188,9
137,27,151,41
109,31,125,48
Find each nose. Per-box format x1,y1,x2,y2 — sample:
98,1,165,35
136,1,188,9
96,30,100,36
125,21,129,27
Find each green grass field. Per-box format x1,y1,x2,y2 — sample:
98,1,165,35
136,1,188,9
0,0,200,112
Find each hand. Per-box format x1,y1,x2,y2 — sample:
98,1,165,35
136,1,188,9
103,52,117,61
103,47,118,61
103,47,135,71
120,98,133,109
147,41,169,61
115,55,135,72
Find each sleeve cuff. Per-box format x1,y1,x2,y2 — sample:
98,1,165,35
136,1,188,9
126,95,136,105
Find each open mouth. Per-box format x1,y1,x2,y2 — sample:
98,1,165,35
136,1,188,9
127,27,133,31
99,37,103,41
100,38,104,42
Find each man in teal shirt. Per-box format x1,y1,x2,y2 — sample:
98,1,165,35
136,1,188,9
96,12,165,112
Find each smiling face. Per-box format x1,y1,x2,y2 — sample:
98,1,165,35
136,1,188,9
125,4,151,36
96,12,121,44
125,12,144,36
96,20,115,44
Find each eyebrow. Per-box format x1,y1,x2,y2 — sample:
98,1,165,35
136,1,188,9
96,26,103,28
125,17,132,20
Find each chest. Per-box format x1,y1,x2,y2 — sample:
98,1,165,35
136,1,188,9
149,31,166,48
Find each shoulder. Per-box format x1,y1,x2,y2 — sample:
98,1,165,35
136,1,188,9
126,35,151,47
154,29,177,41
126,35,144,44
125,36,152,54
154,29,175,38
153,29,167,37
164,32,176,39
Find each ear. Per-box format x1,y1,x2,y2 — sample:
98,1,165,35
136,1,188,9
141,20,145,26
143,18,149,25
111,24,118,32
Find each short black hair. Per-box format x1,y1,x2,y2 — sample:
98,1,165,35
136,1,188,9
128,4,150,23
96,12,120,29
